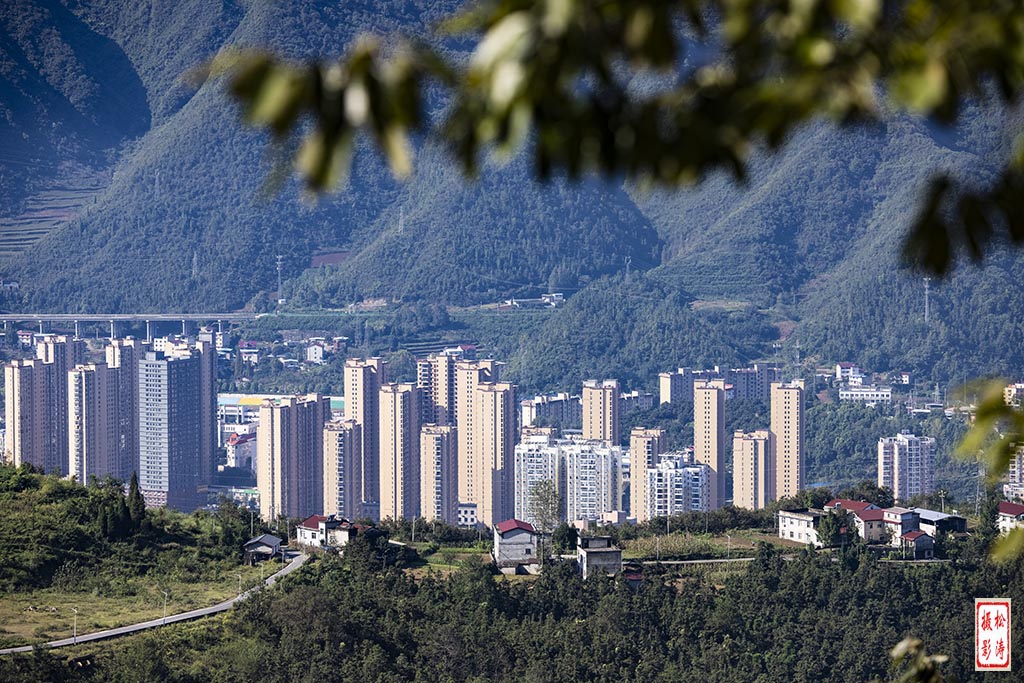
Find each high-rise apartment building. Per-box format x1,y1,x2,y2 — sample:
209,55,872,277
520,392,582,429
323,419,362,519
640,454,710,519
344,357,386,514
417,352,458,425
162,339,217,484
729,364,783,401
694,380,726,509
878,431,935,501
582,379,619,443
4,335,85,473
420,424,457,523
512,435,623,526
4,358,47,469
471,382,516,527
563,440,622,522
106,338,146,481
379,383,421,521
771,381,805,500
36,335,86,475
256,394,328,521
732,430,774,510
68,363,118,482
629,427,667,522
454,359,503,509
139,350,203,511
513,432,563,525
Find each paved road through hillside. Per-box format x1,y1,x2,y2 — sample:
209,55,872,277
0,551,307,655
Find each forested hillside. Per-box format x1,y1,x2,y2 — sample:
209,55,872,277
1,1,1022,386
3,540,1019,683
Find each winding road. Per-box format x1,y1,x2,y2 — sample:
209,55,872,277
0,551,308,656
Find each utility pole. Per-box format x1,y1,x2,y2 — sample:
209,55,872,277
162,591,169,626
72,606,78,645
276,255,284,303
924,277,931,323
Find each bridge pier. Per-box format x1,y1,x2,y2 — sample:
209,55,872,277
38,320,44,334
145,320,152,342
110,320,117,340
74,320,80,339
181,319,188,337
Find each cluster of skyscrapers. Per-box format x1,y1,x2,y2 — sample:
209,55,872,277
257,353,517,527
4,335,810,526
4,334,216,510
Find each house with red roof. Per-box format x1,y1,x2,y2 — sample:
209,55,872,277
493,519,538,570
852,507,888,543
898,530,934,560
997,501,1024,536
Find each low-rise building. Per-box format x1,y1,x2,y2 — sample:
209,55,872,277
997,501,1024,536
493,519,538,569
853,508,887,543
577,535,622,579
778,508,823,546
883,507,920,545
899,530,935,559
909,508,967,536
242,534,282,564
839,385,892,404
295,514,366,549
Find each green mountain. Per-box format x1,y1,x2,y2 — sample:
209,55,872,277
1,1,1021,388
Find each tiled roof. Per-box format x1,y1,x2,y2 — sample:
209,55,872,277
495,519,536,534
998,501,1024,517
825,499,875,513
855,508,885,522
298,514,328,530
902,530,928,541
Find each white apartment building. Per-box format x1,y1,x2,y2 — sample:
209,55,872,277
878,432,935,501
512,435,623,526
639,454,710,519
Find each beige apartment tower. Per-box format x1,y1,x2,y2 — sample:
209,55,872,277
694,380,726,509
4,336,86,474
629,427,666,522
771,381,805,500
732,430,774,510
344,357,386,513
323,419,362,520
256,394,328,522
420,425,457,523
68,363,118,482
4,359,46,469
379,383,421,521
417,352,458,425
471,382,516,527
582,379,619,443
454,359,502,505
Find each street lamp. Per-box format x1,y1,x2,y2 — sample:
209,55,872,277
237,573,242,597
72,606,78,645
726,534,732,560
162,590,169,626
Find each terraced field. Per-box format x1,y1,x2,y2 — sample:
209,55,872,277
0,169,107,258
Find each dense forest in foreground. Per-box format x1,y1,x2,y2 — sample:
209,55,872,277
2,535,1019,683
